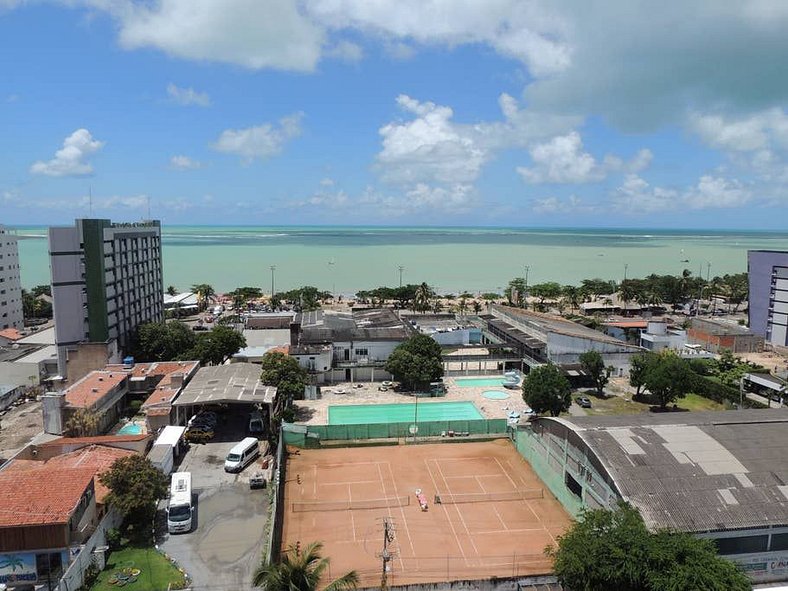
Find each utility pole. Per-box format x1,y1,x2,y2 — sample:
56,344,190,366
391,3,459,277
398,265,404,288
328,259,336,300
270,265,276,298
378,517,396,591
624,263,628,282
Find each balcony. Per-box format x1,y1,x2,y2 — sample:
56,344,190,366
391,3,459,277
332,357,387,368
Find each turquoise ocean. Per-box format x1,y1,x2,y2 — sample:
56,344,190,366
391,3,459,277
13,226,788,295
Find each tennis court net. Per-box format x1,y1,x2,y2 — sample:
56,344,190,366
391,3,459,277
292,495,410,512
434,489,543,505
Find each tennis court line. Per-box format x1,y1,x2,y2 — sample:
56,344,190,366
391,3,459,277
321,479,383,486
381,460,414,570
424,458,468,563
502,457,558,546
475,475,508,531
431,458,480,559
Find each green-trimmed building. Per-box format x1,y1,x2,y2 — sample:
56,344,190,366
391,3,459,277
49,219,163,379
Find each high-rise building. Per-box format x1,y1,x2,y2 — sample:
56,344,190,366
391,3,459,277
49,219,164,377
0,225,24,330
748,250,788,347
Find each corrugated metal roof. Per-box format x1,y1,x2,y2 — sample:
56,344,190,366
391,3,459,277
557,409,788,532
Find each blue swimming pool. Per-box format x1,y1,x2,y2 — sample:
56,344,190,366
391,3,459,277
117,422,143,435
329,401,483,424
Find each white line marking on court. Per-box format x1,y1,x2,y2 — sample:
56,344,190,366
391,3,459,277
475,528,545,534
321,480,383,486
493,457,520,490
382,460,414,570
476,475,507,530
424,458,468,563
433,459,480,559
503,459,555,544
348,484,357,542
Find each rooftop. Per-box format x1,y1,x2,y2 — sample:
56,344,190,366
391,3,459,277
16,326,56,345
0,328,23,341
298,308,413,343
492,305,642,349
173,363,276,406
0,343,45,363
0,467,95,526
103,361,199,410
38,434,150,447
690,317,757,336
64,371,128,408
548,409,788,532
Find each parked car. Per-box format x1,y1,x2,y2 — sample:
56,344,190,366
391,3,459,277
575,396,592,408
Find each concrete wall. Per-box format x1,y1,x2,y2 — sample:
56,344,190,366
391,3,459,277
332,340,398,364
63,341,120,387
546,333,640,373
359,575,560,591
55,508,122,591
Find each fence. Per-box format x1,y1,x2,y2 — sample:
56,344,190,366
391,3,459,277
56,509,122,591
265,428,287,564
283,418,508,446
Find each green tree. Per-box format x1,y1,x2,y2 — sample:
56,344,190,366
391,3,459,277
644,351,694,409
191,283,216,311
579,350,610,396
252,541,358,591
186,324,246,365
522,364,571,416
260,351,308,402
100,455,169,543
279,286,327,312
629,353,655,398
530,282,562,310
65,408,101,437
412,282,434,313
166,285,178,296
384,333,443,390
134,321,196,361
547,503,750,591
505,277,527,307
472,300,483,314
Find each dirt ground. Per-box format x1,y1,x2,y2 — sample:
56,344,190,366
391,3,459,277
281,439,571,587
737,350,788,377
0,399,43,460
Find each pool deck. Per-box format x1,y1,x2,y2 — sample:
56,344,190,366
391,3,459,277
294,376,530,425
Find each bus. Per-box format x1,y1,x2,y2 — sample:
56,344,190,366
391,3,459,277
166,472,193,534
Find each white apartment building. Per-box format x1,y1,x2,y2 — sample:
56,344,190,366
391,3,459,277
0,225,24,330
49,219,164,378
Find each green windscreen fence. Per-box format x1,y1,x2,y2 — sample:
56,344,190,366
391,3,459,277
282,418,508,446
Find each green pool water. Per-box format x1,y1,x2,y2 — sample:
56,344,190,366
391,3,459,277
328,401,483,424
455,377,509,387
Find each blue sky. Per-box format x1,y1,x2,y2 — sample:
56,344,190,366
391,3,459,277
2,1,788,228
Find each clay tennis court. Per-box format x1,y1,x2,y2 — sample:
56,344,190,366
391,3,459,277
281,439,572,586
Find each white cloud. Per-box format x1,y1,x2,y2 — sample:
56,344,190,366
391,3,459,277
376,93,577,187
30,128,104,177
532,195,594,214
383,41,416,61
166,83,211,107
113,0,324,72
611,173,751,213
308,0,571,76
169,155,204,170
517,133,652,184
213,113,303,162
319,177,335,186
326,39,363,62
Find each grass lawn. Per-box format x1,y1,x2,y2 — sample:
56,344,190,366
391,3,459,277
582,394,651,416
90,546,185,591
677,392,727,411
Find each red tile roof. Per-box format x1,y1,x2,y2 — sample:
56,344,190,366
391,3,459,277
0,467,95,526
43,445,135,503
38,434,149,447
64,371,128,408
0,328,23,341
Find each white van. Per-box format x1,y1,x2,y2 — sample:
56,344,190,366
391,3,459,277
166,472,193,534
224,437,259,473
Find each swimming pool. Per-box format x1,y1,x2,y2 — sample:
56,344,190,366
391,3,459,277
117,422,143,435
455,377,509,388
329,401,483,424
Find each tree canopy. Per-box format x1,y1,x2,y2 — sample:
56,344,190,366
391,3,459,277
522,363,572,416
253,541,358,591
260,351,309,401
642,350,694,409
187,323,246,365
279,286,330,311
132,321,245,365
100,455,169,542
547,503,750,591
384,333,443,390
579,350,610,396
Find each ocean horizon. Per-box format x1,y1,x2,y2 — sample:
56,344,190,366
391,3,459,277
13,225,788,295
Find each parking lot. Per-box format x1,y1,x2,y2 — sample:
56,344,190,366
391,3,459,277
157,410,271,591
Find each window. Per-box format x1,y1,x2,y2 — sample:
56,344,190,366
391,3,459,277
355,348,369,356
714,535,768,555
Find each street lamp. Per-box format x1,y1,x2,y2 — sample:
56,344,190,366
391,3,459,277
328,259,336,300
270,265,276,297
624,263,628,282
398,265,405,288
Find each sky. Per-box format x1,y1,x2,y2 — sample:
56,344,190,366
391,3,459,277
2,1,788,229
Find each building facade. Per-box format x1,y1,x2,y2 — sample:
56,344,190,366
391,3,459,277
749,250,788,348
0,225,24,330
49,219,164,378
688,317,764,353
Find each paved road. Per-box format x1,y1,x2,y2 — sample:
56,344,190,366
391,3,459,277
158,439,269,591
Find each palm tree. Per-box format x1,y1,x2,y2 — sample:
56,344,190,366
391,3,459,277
458,297,468,317
472,300,483,314
65,408,101,437
413,282,433,313
191,283,216,311
166,285,178,296
253,542,358,591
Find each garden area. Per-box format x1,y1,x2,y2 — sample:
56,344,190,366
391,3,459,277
88,546,186,591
